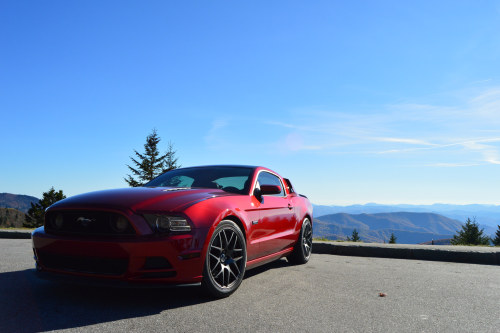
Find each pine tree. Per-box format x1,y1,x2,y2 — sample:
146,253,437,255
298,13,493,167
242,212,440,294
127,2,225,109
389,233,397,244
24,187,66,228
125,129,180,187
450,217,490,246
162,141,180,173
347,229,360,242
492,225,500,246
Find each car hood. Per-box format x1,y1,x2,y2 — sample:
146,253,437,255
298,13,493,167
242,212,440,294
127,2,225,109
48,187,235,213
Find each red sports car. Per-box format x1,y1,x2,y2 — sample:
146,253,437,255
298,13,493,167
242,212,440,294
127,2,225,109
32,165,313,297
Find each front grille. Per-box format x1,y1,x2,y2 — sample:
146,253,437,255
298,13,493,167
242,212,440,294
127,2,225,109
143,256,172,270
45,211,136,236
139,271,176,279
38,252,128,276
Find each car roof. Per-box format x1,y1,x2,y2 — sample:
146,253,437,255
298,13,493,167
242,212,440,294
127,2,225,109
176,165,258,170
170,165,282,178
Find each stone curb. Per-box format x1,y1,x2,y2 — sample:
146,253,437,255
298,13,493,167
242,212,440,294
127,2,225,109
0,230,32,239
312,241,500,265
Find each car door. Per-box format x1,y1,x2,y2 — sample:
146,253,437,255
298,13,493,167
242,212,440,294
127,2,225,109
244,195,265,261
252,171,297,257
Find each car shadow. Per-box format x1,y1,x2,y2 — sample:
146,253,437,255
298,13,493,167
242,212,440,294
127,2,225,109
244,257,291,279
0,259,291,332
0,268,208,332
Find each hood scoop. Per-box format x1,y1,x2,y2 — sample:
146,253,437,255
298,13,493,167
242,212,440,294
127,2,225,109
162,187,193,192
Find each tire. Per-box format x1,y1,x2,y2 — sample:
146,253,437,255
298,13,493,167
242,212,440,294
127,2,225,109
288,218,312,265
201,220,247,298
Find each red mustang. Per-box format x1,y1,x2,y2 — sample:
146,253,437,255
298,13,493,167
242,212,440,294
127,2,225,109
32,165,313,297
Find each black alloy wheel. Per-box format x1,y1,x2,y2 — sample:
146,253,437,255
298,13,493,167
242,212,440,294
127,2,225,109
202,220,247,298
289,218,312,264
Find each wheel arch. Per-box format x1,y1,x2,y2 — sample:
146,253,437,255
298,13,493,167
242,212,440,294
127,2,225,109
222,215,247,241
297,214,312,233
200,212,248,267
304,214,312,226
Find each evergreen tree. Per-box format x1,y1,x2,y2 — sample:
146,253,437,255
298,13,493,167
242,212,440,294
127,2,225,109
347,228,360,242
125,129,180,187
491,225,500,246
450,217,490,246
389,233,397,244
24,187,66,228
162,141,180,172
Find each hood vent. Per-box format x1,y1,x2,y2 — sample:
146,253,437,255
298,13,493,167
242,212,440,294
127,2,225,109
162,187,192,192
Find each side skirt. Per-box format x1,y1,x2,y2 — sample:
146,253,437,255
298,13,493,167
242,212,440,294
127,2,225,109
245,247,294,270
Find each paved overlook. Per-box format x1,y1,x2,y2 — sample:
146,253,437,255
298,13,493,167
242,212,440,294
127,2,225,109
1,239,499,333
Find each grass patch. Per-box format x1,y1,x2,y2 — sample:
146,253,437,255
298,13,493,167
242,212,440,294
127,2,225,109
313,237,331,242
0,227,35,231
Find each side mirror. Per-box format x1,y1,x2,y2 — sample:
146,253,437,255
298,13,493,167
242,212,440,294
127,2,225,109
253,187,262,201
260,184,282,195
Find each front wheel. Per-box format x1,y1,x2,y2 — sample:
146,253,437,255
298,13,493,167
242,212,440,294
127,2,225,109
288,218,312,264
201,220,247,298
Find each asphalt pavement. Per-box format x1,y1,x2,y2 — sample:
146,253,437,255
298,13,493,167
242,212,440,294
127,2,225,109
1,239,499,333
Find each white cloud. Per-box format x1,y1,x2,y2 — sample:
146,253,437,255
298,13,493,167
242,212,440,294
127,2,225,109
266,86,500,166
204,119,229,149
468,88,500,119
283,132,322,152
428,162,482,167
374,137,436,146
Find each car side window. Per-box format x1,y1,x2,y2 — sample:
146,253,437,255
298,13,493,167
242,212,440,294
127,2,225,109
256,172,285,196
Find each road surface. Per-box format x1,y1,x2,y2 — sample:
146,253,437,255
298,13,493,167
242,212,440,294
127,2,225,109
1,239,499,333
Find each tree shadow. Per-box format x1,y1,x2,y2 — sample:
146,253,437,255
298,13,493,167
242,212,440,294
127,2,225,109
0,259,291,332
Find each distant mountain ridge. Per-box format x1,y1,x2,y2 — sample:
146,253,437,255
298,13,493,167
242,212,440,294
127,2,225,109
314,212,464,244
0,193,39,213
313,203,500,228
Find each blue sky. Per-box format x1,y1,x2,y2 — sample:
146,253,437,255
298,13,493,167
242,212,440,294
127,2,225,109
1,1,500,205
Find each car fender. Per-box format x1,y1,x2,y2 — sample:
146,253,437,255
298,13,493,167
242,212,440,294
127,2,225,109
183,196,251,265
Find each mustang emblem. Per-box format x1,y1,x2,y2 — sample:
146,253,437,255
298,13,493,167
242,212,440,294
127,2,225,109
77,217,95,227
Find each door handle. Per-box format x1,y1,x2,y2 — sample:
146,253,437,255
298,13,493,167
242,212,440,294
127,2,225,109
288,203,293,210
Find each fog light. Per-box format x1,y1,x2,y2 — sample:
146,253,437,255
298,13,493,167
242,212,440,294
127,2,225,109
114,216,129,232
54,214,64,229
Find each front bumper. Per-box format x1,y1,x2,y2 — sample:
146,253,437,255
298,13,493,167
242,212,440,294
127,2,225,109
32,227,208,285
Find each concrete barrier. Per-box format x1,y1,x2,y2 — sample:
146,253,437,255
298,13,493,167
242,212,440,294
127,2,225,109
313,241,500,265
1,230,499,265
0,230,32,239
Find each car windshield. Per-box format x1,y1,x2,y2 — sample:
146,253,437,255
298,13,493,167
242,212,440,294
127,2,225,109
144,166,255,195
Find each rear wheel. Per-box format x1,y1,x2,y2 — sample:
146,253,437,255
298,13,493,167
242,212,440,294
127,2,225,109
201,220,247,298
289,218,312,264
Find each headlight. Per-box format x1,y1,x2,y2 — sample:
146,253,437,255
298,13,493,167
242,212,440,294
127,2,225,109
168,217,192,232
143,214,191,233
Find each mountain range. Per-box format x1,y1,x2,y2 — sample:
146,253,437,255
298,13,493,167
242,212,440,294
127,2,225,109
313,203,500,228
313,212,465,244
0,193,39,213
